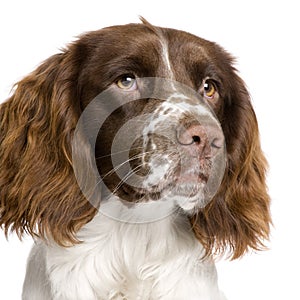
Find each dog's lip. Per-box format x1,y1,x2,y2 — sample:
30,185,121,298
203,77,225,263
120,171,207,200
174,170,209,185
121,182,174,200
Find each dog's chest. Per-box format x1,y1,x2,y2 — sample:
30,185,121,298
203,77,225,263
46,213,219,299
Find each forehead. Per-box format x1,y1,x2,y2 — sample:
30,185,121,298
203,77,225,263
85,24,228,72
100,23,214,52
78,23,233,103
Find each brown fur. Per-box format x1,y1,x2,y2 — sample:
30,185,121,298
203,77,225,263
190,74,271,259
0,48,97,245
0,20,271,257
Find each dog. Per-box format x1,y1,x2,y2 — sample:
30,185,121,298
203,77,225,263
0,18,271,299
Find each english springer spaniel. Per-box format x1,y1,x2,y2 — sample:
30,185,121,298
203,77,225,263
0,18,271,299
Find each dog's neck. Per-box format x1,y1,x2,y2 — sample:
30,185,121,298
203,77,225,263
98,193,184,223
76,202,203,260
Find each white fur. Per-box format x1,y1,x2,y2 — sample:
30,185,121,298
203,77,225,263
160,38,174,80
22,210,226,300
143,155,171,188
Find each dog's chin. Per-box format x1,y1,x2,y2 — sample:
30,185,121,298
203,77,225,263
169,182,207,215
120,181,207,214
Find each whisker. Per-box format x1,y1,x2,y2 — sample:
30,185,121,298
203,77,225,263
95,149,179,200
111,164,144,195
95,151,156,194
99,153,146,180
95,146,146,160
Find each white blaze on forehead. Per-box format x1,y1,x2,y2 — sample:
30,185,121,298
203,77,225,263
161,41,174,80
159,35,175,81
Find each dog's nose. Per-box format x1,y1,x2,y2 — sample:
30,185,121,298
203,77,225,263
176,124,223,157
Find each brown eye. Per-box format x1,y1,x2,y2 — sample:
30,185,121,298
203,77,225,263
203,80,217,98
116,75,137,90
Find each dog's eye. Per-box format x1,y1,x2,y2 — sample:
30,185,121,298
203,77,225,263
203,80,217,99
116,75,137,90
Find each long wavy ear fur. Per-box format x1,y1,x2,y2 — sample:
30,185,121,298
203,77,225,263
190,71,271,259
0,46,97,245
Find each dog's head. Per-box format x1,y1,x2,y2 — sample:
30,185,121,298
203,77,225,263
0,19,271,258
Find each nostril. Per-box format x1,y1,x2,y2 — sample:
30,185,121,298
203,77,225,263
176,124,206,146
192,135,201,144
176,123,224,156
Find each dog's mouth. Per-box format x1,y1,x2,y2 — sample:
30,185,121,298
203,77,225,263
112,162,210,202
97,129,213,203
96,126,221,209
120,181,174,201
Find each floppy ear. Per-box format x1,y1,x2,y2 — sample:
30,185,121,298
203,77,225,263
0,47,97,245
190,71,271,259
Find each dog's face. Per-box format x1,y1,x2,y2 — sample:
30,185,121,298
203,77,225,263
0,19,271,258
76,22,229,214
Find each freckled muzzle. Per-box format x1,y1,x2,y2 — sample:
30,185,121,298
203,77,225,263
72,78,226,222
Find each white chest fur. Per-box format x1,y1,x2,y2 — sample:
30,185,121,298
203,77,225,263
23,213,225,300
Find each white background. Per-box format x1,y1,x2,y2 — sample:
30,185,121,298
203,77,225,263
0,0,299,299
